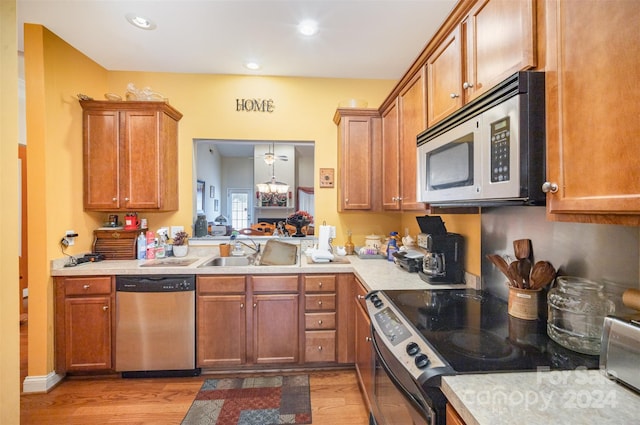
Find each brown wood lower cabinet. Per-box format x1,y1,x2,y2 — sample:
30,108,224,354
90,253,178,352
54,276,115,374
196,274,299,368
304,274,337,363
446,403,466,425
354,277,374,411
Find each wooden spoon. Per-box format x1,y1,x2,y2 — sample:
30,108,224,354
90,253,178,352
513,239,532,260
508,260,523,288
486,254,513,285
530,261,556,290
518,258,532,289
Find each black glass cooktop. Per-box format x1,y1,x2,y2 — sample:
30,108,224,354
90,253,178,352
383,288,599,373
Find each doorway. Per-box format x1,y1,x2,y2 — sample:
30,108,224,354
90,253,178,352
228,189,252,230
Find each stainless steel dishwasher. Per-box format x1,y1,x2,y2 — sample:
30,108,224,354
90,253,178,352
115,275,200,377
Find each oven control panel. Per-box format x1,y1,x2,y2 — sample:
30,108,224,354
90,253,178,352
366,292,448,379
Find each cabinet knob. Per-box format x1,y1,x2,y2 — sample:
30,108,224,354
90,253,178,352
102,305,109,311
345,198,349,204
365,337,372,342
318,300,323,306
112,197,117,202
542,182,559,193
124,197,129,201
463,81,474,89
450,93,460,99
83,284,90,290
317,346,323,351
357,295,365,300
253,303,257,308
318,320,323,325
240,303,244,309
318,282,323,287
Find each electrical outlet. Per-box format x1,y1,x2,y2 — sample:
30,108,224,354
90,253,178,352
64,230,78,246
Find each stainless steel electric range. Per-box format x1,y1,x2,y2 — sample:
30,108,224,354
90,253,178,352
366,288,599,425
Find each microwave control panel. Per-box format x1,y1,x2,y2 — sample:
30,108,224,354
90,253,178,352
490,116,511,183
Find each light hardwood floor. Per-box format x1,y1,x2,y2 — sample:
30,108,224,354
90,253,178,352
20,324,369,424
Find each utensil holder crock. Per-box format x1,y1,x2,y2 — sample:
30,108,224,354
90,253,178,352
508,286,542,320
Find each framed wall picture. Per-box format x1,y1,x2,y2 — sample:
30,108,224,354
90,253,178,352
197,180,205,213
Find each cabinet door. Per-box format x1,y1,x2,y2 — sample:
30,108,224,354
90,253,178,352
464,0,536,102
355,297,373,411
197,294,246,367
427,27,462,126
336,110,381,211
121,110,162,210
398,69,427,211
83,109,121,210
65,296,112,371
252,293,299,364
381,100,401,210
545,0,640,218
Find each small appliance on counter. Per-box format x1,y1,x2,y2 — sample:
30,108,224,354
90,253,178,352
392,249,425,273
416,215,465,284
601,314,640,394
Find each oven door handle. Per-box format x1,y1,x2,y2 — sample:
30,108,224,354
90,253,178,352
372,330,430,416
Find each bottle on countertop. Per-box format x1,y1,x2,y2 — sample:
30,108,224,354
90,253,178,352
146,231,156,259
387,231,399,261
345,230,355,255
137,232,147,260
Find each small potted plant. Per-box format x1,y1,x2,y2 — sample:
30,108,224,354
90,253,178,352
172,231,189,257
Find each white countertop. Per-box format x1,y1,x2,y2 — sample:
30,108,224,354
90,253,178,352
442,370,640,425
50,251,471,291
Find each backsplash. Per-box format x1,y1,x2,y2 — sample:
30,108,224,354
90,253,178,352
481,206,640,303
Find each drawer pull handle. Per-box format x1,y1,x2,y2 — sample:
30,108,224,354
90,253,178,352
83,284,90,290
318,301,322,306
317,346,323,351
102,306,109,311
318,320,323,325
318,282,323,287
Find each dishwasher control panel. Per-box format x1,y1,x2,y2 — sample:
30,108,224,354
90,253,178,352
116,275,195,292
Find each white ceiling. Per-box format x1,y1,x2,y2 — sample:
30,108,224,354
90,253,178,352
16,0,457,80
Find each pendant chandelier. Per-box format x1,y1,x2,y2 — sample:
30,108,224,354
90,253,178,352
256,160,289,194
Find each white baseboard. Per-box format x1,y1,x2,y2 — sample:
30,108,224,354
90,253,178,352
22,371,65,393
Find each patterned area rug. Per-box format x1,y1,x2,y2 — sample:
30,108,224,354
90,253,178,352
181,375,312,425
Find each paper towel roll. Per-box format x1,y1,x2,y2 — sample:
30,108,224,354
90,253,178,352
318,225,332,252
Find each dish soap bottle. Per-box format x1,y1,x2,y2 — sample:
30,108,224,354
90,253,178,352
387,231,399,261
137,232,147,260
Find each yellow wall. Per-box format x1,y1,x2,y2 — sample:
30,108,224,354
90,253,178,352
1,0,20,421
22,24,481,386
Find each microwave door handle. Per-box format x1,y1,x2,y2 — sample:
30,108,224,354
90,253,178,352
372,330,430,416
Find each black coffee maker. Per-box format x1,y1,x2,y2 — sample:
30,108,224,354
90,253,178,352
416,216,465,284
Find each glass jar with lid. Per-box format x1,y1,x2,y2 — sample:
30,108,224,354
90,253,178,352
547,276,615,355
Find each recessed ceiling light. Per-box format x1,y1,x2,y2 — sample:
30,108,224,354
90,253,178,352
297,19,319,36
244,62,261,71
125,14,157,30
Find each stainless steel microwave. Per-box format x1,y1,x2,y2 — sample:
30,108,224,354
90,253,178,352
417,71,546,207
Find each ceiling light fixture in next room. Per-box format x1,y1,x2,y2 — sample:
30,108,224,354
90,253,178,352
125,14,157,30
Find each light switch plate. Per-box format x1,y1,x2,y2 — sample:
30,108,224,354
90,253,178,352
170,226,184,239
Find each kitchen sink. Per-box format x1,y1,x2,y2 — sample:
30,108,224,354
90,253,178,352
198,256,251,267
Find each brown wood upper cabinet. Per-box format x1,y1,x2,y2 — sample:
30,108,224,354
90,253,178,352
334,109,382,211
543,0,640,223
80,101,183,211
382,69,428,211
427,0,536,126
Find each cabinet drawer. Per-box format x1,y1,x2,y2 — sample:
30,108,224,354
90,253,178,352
305,330,336,362
252,275,299,293
304,275,336,293
305,294,336,311
198,275,246,294
305,312,336,330
64,276,112,296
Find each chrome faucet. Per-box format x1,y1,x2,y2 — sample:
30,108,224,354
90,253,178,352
230,231,261,263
